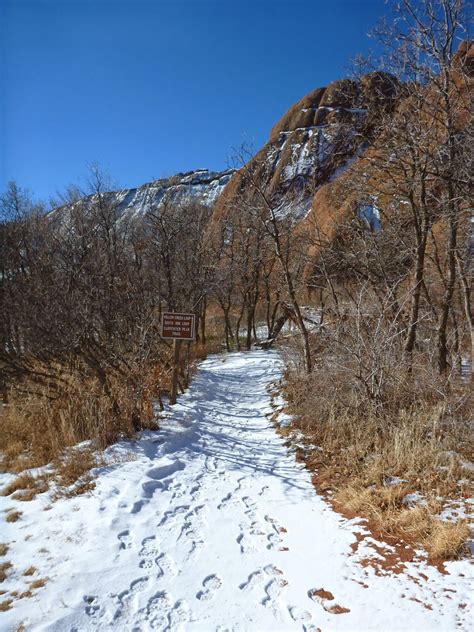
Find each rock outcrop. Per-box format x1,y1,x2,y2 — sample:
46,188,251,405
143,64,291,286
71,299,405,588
51,168,235,224
212,73,400,223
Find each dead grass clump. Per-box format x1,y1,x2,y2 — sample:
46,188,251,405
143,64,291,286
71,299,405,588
22,566,37,577
1,473,49,502
0,544,8,557
5,510,22,523
52,447,100,497
0,561,12,582
333,478,470,560
29,577,48,590
1,473,36,497
0,598,12,611
429,520,470,560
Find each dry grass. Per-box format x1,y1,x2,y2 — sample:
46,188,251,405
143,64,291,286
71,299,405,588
0,358,163,475
52,447,101,498
1,473,36,497
5,510,22,523
0,561,12,582
0,598,12,611
0,355,167,497
28,577,48,590
1,473,49,501
23,566,37,577
335,485,469,559
282,333,473,562
0,544,8,557
429,520,470,560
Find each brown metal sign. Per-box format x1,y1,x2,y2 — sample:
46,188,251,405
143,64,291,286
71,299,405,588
161,312,195,340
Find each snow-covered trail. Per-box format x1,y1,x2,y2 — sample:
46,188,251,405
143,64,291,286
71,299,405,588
1,350,472,632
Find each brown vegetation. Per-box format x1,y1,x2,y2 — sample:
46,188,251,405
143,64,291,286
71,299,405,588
267,1,473,562
1,473,49,500
5,510,22,523
282,349,472,560
28,577,48,590
0,561,12,582
0,169,215,487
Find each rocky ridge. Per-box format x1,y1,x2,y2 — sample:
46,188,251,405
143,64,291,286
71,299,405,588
51,168,235,224
212,72,400,223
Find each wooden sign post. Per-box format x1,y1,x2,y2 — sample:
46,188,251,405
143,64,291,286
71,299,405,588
161,312,196,405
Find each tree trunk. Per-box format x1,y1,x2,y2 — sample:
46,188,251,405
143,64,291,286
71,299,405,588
404,236,427,357
437,200,458,374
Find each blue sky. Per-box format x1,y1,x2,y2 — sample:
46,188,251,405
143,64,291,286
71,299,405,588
1,0,387,202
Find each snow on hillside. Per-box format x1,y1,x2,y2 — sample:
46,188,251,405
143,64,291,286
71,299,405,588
51,169,235,225
1,350,472,631
263,107,368,221
112,169,235,220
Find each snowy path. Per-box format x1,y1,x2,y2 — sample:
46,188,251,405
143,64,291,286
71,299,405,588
1,350,472,631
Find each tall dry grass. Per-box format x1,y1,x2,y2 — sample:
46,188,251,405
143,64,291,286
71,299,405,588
0,359,160,476
281,325,473,561
0,334,223,492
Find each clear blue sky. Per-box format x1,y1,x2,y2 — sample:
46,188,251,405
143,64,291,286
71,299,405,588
1,0,387,202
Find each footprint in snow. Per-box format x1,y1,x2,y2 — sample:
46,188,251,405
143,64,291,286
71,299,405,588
308,587,351,615
242,496,257,510
142,590,191,631
146,590,173,630
117,529,133,550
117,576,150,609
239,569,266,592
190,484,202,501
83,595,102,621
179,505,207,551
239,564,289,620
168,599,191,629
239,565,284,594
265,515,288,551
196,574,223,601
158,505,190,527
138,535,160,569
267,531,283,550
217,492,234,509
262,576,288,621
289,605,313,623
156,552,178,578
237,531,259,554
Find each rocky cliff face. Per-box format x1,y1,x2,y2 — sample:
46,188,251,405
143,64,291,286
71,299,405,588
52,168,235,224
52,42,471,236
52,73,400,230
110,169,235,220
212,73,400,223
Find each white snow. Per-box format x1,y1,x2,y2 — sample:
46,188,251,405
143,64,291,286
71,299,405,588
358,201,381,231
1,350,472,631
50,169,235,226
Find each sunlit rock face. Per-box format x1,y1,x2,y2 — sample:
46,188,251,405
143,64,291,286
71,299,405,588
50,168,235,226
107,169,236,221
52,72,400,232
212,72,400,223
